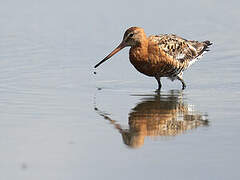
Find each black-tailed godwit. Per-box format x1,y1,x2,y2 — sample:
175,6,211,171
94,27,212,90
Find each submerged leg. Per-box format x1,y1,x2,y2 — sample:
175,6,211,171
155,77,162,91
177,75,186,90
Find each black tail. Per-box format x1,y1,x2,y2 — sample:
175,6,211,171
202,40,212,52
203,40,213,46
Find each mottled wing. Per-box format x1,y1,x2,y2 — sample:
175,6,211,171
155,34,211,65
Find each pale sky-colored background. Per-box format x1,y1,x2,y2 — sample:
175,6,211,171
0,0,239,180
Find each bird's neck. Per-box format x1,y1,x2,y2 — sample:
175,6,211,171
130,39,149,62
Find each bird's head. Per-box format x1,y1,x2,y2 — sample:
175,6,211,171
94,27,146,68
122,27,145,47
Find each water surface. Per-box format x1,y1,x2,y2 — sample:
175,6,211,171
0,0,239,180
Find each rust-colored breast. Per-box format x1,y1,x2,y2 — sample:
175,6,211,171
129,46,155,76
129,36,185,77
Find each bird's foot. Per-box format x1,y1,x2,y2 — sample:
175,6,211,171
177,76,186,90
182,83,186,90
155,88,161,93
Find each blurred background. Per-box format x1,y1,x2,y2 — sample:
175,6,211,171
0,0,239,179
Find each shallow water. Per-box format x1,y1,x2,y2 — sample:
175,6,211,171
0,0,240,179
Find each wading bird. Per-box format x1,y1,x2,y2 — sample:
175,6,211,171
94,27,212,90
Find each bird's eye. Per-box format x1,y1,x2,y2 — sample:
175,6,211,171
128,33,134,38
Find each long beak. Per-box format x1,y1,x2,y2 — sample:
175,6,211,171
94,42,126,68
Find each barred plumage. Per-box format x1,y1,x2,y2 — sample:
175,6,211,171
95,27,212,90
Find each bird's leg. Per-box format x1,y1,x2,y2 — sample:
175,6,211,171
155,77,162,91
177,75,186,90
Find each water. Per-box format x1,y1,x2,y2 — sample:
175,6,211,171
0,0,239,179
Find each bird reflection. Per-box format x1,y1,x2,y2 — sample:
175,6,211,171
95,90,208,148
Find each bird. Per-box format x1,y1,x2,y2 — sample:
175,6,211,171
94,27,212,90
94,91,209,148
